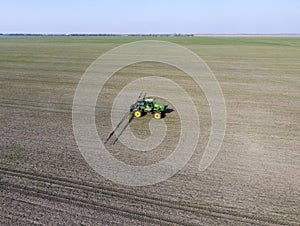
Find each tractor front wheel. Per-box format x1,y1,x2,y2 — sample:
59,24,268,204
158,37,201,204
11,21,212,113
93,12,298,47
154,112,161,119
134,110,142,118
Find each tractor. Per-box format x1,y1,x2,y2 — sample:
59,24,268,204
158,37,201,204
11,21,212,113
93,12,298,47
130,94,167,119
105,93,169,144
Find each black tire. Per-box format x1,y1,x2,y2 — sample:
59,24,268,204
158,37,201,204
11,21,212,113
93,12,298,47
153,111,161,119
133,110,142,118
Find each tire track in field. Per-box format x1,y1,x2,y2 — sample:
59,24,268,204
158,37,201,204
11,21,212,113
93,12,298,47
0,208,47,226
1,191,151,226
10,186,177,225
0,167,296,226
0,103,71,114
0,98,115,114
1,177,184,226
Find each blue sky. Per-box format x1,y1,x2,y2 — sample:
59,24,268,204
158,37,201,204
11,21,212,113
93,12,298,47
0,0,299,34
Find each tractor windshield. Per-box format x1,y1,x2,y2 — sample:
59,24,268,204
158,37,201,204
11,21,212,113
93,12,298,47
137,100,144,106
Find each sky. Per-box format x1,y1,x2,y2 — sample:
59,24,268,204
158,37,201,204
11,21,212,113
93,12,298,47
0,0,299,34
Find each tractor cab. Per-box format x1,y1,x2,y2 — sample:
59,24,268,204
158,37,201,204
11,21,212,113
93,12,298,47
145,98,154,110
137,100,145,106
145,97,154,103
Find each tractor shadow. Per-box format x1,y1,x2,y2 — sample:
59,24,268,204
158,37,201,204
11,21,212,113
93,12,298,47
162,108,174,118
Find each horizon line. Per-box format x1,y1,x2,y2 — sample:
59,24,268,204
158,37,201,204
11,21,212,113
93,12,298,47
1,33,300,37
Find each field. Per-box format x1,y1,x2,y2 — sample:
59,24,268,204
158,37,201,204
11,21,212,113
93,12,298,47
0,36,299,225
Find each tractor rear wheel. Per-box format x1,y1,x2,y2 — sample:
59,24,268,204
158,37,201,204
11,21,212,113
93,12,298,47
154,112,161,119
134,110,142,118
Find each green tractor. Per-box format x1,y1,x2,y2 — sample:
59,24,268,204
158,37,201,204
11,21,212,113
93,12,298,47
104,93,169,144
130,95,167,119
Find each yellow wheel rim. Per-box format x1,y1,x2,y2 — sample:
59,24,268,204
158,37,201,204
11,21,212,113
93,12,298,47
134,111,141,117
154,113,161,119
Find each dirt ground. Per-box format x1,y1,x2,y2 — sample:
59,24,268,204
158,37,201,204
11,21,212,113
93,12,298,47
0,36,299,225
